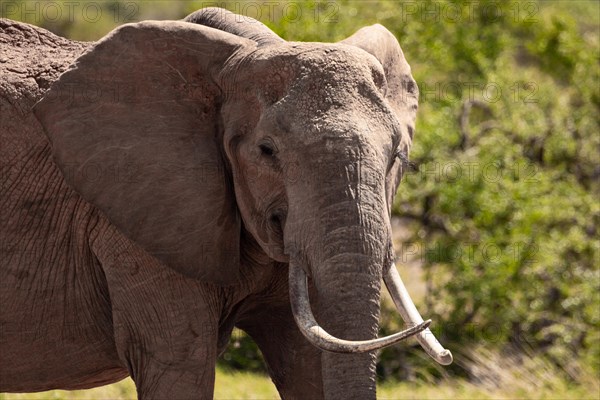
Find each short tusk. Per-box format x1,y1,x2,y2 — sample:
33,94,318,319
383,264,453,365
288,260,431,354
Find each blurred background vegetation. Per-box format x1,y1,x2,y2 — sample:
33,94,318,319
1,0,598,398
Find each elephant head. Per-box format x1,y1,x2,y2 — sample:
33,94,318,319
34,7,450,398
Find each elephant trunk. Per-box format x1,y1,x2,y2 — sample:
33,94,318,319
302,227,386,399
283,147,451,398
285,177,394,399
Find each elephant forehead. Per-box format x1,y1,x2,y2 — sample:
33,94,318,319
289,44,384,94
261,43,391,125
267,55,395,137
248,43,400,144
248,43,386,96
292,46,390,122
293,44,382,77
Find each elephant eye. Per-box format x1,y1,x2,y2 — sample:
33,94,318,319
259,142,276,157
395,150,418,171
395,150,409,165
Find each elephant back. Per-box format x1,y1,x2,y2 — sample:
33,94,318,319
0,19,89,155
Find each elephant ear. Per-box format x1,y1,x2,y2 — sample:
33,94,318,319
34,21,255,285
341,24,419,141
184,7,283,46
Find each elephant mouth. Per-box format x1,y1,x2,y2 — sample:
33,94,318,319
268,211,285,239
262,207,287,261
269,214,283,238
288,259,453,364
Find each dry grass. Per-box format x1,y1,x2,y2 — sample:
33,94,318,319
379,345,599,400
1,348,598,400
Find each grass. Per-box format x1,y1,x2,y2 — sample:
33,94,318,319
1,361,598,400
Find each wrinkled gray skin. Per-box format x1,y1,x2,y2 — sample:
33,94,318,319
0,7,417,399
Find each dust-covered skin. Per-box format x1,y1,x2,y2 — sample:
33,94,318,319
0,7,418,399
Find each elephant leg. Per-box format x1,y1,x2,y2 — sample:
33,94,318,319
124,350,217,400
90,222,221,400
108,266,219,400
235,266,324,399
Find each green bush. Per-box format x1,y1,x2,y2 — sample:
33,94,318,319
386,0,599,380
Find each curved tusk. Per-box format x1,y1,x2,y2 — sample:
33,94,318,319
383,264,453,365
288,260,431,354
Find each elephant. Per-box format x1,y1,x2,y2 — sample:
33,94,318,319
0,7,451,399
